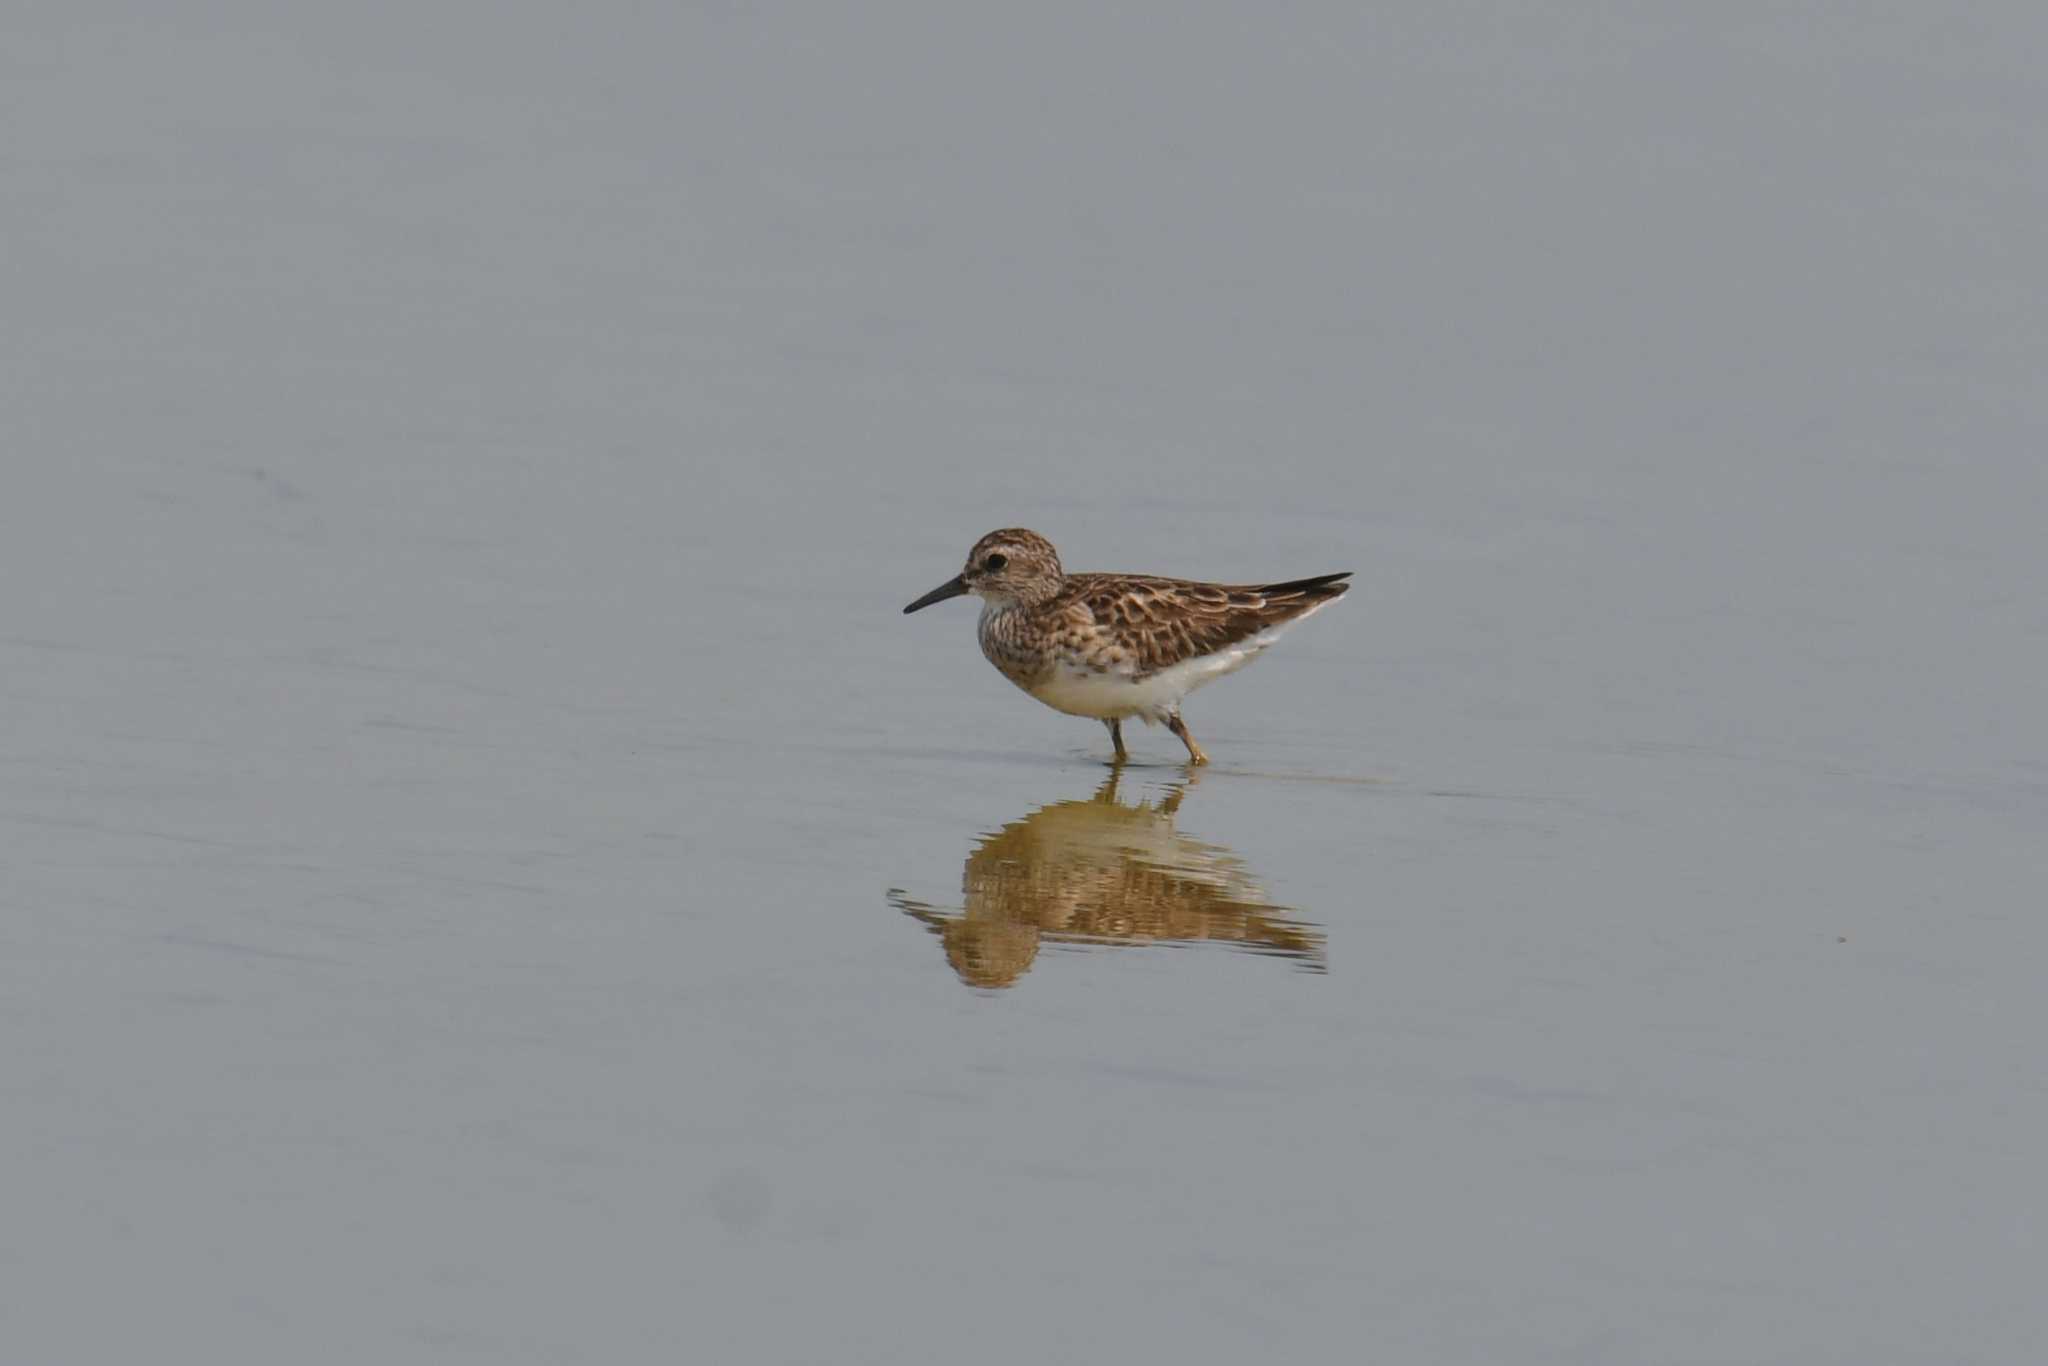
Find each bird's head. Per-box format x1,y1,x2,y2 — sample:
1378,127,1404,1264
903,528,1064,613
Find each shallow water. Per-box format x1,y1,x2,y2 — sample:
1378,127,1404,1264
891,769,1328,989
7,5,2048,1363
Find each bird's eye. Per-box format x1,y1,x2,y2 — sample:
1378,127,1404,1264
983,553,1008,572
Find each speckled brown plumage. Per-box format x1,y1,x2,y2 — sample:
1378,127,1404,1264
1060,572,1352,676
904,528,1350,765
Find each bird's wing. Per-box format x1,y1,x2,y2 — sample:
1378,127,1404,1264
1063,572,1351,677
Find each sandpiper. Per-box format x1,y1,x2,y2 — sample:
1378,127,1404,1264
903,528,1350,764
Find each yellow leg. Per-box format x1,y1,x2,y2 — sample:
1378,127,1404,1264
1165,713,1208,765
1104,718,1129,762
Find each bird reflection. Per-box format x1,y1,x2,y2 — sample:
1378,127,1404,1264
890,768,1324,989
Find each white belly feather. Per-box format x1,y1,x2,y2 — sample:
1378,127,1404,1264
1023,605,1329,722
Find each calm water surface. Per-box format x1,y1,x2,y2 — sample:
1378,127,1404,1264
892,768,1328,988
7,5,2047,1363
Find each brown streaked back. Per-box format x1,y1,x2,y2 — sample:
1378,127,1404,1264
1061,571,1351,677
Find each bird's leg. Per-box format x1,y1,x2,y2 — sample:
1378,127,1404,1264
1165,712,1209,766
1103,718,1129,763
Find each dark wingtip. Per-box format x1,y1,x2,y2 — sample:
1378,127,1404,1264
1261,571,1354,597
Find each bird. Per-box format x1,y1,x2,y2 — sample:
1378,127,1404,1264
902,528,1349,764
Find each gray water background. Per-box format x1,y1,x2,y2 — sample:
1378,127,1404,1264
5,5,2045,1362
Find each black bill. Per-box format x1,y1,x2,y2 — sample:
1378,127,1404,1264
903,574,969,614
